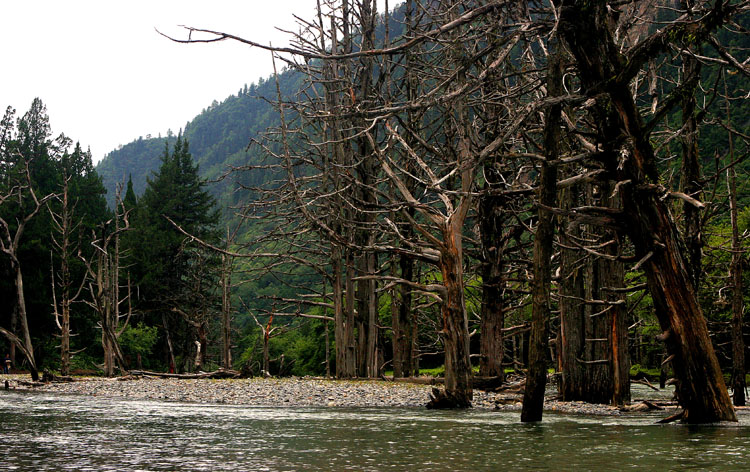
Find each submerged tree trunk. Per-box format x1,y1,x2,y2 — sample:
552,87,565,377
522,43,563,422
559,187,586,401
438,221,473,407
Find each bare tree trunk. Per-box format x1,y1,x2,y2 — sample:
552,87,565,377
13,263,38,380
599,183,630,406
478,172,507,380
559,187,586,401
221,252,234,369
727,91,745,406
333,246,346,378
10,304,17,366
439,222,473,407
521,42,563,422
163,314,176,374
679,1,703,291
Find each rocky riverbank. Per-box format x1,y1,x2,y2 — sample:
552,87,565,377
3,374,691,417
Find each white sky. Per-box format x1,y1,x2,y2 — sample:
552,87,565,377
0,1,336,163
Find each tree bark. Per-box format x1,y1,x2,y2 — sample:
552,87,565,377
521,42,563,422
13,263,38,381
559,187,586,401
438,221,473,407
221,252,233,370
478,169,507,380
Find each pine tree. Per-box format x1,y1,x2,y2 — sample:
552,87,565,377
129,135,219,371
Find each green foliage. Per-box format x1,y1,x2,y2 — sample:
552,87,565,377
129,135,220,301
0,98,109,371
119,322,159,359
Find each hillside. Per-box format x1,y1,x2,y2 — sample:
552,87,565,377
95,69,303,208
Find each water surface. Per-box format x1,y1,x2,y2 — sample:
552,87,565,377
1,390,748,471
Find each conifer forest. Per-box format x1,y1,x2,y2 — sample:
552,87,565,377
3,0,750,425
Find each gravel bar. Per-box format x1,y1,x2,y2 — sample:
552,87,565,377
5,375,682,416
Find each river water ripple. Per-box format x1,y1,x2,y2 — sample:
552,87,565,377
1,390,749,471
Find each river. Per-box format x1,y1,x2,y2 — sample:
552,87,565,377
1,390,749,471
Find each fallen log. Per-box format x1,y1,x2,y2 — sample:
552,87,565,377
127,369,241,379
620,400,664,412
42,370,76,383
494,378,526,394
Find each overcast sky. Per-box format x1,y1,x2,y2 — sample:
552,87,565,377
0,1,344,163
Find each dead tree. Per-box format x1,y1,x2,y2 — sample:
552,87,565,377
80,190,132,376
49,176,87,376
557,0,739,422
0,160,55,381
521,37,564,423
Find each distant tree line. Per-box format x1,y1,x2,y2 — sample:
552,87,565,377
0,99,222,379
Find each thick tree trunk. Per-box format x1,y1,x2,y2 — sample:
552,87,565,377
356,249,378,378
521,38,563,423
559,0,735,423
438,222,473,408
366,251,378,377
559,188,586,401
599,184,630,406
563,183,630,405
344,248,357,377
478,178,507,380
332,246,347,378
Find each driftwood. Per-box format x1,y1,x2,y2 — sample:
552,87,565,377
632,378,659,392
128,369,241,379
657,410,685,424
426,387,472,409
42,370,75,383
494,378,526,394
620,400,664,412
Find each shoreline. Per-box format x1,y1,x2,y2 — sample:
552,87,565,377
2,374,691,416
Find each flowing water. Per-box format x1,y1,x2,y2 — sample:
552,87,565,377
1,390,749,471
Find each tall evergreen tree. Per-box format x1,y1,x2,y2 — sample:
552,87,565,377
129,135,219,371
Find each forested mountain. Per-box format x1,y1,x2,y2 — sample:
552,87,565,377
95,70,304,209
